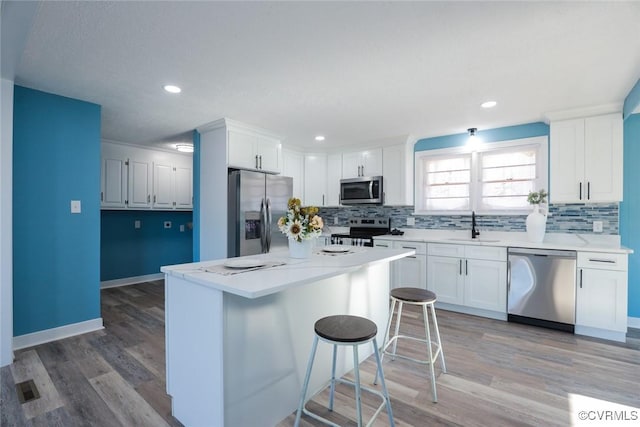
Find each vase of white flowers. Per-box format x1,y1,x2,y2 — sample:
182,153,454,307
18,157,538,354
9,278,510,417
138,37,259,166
526,189,548,243
278,198,324,258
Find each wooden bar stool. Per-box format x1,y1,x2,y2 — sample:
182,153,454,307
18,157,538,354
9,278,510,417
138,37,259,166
294,314,395,427
374,288,446,402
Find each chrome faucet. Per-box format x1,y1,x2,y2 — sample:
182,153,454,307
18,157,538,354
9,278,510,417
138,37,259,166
471,211,480,239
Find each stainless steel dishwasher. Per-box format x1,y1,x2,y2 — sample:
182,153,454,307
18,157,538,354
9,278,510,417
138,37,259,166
507,248,577,332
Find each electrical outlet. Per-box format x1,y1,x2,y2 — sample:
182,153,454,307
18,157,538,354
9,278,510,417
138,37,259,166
406,216,416,226
164,221,172,229
593,221,603,233
70,200,81,214
334,217,339,225
180,224,185,232
134,220,141,229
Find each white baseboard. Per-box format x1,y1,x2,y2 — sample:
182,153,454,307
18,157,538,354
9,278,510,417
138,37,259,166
628,316,640,329
100,273,164,289
13,317,104,351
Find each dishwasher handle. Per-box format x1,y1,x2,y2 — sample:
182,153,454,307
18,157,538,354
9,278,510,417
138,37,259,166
507,260,511,292
508,247,577,259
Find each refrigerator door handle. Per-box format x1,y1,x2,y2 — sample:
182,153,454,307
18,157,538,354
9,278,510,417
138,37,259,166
265,198,272,252
260,198,267,253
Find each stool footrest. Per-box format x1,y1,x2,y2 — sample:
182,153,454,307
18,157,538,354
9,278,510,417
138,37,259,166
301,377,390,427
382,334,443,366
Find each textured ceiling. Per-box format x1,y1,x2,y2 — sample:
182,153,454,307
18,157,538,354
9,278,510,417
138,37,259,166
7,1,640,150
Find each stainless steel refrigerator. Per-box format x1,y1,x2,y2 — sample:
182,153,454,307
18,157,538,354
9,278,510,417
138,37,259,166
228,169,293,257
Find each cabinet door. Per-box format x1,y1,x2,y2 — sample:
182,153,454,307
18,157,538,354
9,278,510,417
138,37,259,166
576,268,627,332
174,166,193,209
282,149,304,199
341,151,362,178
382,144,403,206
303,154,327,206
228,129,258,170
101,157,127,208
257,136,282,173
550,118,585,203
464,259,507,312
427,256,464,305
362,148,383,177
154,163,175,209
394,254,427,290
326,153,342,206
584,114,623,202
128,159,152,208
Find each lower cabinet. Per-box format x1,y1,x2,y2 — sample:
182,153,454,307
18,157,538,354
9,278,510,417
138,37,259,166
392,241,427,289
427,243,507,316
575,252,628,342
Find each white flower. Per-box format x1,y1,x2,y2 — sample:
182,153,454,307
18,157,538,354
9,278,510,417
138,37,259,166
288,220,303,240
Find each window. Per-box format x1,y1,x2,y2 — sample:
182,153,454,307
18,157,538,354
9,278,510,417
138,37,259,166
415,136,548,214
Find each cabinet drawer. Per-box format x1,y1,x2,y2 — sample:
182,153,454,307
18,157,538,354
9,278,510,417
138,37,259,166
465,245,506,261
373,240,393,249
428,243,465,258
393,241,427,255
578,252,627,271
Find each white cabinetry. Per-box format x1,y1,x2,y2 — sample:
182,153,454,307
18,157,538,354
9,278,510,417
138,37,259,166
382,143,412,206
392,241,427,290
153,163,193,210
576,252,628,342
101,157,127,208
342,148,382,178
326,153,342,206
304,154,328,206
550,113,622,203
427,243,507,318
282,149,304,199
101,142,192,211
228,127,282,174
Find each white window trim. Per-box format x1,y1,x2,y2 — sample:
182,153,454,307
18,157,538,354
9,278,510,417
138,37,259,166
414,136,548,216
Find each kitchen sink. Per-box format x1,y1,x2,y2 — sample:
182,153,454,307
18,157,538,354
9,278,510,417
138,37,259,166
447,237,501,243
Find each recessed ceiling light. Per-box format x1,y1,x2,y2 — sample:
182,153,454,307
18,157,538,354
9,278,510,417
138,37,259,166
175,143,194,153
315,135,325,142
481,101,497,108
164,85,182,94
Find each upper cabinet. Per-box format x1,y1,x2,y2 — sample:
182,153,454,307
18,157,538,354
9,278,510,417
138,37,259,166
550,113,622,203
383,143,413,206
342,148,382,178
101,142,193,211
303,154,328,206
326,153,342,206
227,126,282,174
282,149,305,199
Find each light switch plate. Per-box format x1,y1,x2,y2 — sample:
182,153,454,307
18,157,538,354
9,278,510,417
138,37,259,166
334,217,339,225
406,216,416,226
180,224,185,232
135,220,141,229
593,221,603,233
70,200,81,214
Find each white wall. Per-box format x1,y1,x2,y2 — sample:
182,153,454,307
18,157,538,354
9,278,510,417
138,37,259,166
0,78,14,366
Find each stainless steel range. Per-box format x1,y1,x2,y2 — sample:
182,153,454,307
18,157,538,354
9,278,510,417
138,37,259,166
330,217,391,247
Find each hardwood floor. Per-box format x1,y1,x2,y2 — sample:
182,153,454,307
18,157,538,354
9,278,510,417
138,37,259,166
2,280,639,426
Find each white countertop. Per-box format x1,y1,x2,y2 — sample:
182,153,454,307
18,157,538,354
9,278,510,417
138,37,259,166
373,229,633,254
161,246,415,299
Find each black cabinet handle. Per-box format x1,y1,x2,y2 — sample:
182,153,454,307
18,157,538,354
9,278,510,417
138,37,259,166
579,182,582,200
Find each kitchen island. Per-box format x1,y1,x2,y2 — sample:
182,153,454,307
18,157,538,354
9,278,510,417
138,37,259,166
160,246,414,427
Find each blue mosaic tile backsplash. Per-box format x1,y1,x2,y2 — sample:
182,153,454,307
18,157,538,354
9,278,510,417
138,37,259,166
319,203,619,235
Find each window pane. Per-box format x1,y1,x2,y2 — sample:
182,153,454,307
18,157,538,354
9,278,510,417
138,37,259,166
420,154,471,212
483,164,536,182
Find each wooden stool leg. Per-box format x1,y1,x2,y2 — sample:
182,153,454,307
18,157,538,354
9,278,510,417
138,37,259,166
422,304,437,402
295,336,319,427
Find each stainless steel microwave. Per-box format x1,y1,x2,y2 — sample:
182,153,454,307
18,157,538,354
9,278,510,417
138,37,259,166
340,176,383,205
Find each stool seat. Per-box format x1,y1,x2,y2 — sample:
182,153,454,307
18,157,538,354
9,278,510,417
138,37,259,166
315,315,377,343
391,287,437,303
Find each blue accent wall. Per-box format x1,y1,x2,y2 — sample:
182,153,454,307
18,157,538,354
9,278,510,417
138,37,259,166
13,86,101,336
620,113,640,317
414,122,549,151
100,210,193,281
623,79,640,119
192,130,201,262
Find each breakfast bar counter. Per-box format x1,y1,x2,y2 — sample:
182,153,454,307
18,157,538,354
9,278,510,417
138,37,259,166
161,246,414,427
